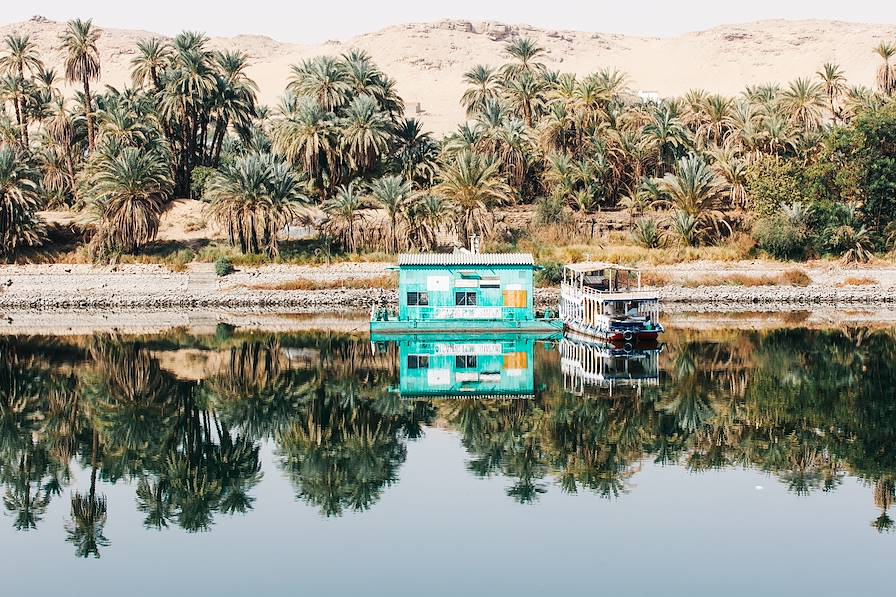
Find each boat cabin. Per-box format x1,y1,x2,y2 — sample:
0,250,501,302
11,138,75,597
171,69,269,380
371,248,561,333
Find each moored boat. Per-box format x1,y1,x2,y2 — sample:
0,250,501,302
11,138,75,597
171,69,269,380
559,262,664,345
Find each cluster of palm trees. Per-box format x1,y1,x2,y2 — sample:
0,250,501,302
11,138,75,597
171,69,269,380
2,22,896,261
448,37,894,249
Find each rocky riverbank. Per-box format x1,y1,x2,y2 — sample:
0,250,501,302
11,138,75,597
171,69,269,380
1,262,895,311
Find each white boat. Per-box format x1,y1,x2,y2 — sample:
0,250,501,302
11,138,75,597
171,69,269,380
559,262,664,345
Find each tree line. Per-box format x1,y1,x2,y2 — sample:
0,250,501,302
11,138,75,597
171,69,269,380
2,21,896,262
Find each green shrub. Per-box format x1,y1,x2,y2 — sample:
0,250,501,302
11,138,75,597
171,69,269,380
745,155,805,217
191,166,217,201
165,248,195,272
534,194,573,226
752,217,809,260
631,218,664,248
215,257,234,276
536,260,564,286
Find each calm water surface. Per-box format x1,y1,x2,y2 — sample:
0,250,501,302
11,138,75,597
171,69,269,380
0,323,894,596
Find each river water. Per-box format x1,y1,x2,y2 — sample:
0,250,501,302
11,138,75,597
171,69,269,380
0,322,893,595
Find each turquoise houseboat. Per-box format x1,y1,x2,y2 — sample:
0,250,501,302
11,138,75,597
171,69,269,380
370,250,561,334
372,333,556,400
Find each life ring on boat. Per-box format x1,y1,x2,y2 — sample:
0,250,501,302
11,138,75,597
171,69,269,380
623,330,634,341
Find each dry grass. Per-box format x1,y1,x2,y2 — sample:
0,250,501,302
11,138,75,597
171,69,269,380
781,269,812,287
640,271,671,287
253,274,397,291
839,276,877,286
683,269,812,288
515,233,755,268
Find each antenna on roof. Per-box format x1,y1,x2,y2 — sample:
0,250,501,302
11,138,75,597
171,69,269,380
470,234,480,254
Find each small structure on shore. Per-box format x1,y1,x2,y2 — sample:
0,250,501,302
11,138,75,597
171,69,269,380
370,239,561,334
559,262,663,344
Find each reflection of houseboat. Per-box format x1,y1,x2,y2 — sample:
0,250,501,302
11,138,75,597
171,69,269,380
370,246,562,334
559,263,664,345
373,333,557,400
560,334,661,397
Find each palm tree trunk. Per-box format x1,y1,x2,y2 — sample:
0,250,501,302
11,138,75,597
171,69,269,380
82,76,95,152
10,90,25,148
212,115,230,167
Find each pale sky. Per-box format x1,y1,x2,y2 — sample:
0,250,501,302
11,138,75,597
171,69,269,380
4,0,896,43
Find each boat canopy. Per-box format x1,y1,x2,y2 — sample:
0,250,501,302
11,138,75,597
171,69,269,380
562,262,644,293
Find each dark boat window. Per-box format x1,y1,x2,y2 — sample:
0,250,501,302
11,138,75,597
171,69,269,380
455,292,477,306
407,355,429,369
455,355,478,369
407,292,429,306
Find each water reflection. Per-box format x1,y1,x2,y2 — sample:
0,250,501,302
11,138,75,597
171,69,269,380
1,325,895,558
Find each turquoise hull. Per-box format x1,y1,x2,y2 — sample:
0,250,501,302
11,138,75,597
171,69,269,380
369,318,563,336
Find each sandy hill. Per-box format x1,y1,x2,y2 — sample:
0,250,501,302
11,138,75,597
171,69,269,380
3,16,896,134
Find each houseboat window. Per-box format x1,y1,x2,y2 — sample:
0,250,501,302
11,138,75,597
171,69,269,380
455,355,478,369
455,291,477,306
406,291,429,306
407,355,429,369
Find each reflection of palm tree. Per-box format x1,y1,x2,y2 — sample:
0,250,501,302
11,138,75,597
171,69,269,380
871,477,895,534
66,431,109,558
2,451,51,530
136,478,173,530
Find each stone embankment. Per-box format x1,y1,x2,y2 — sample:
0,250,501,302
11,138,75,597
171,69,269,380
1,263,895,311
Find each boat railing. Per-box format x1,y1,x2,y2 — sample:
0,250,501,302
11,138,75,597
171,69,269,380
560,282,659,302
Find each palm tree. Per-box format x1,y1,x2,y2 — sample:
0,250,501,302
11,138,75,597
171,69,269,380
643,104,690,175
502,37,546,80
207,153,304,255
407,193,454,251
87,148,172,256
272,95,337,194
0,145,44,258
287,56,350,112
0,34,43,147
391,118,438,185
695,95,733,147
461,65,499,116
817,62,847,122
657,154,729,244
59,19,101,152
130,38,172,91
781,78,826,131
434,149,513,241
369,175,413,252
501,72,544,127
322,180,371,252
339,95,390,174
873,42,896,97
209,50,258,166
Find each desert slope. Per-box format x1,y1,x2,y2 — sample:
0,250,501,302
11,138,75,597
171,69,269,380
3,16,896,134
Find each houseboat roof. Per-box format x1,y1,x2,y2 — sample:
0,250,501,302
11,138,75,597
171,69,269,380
397,252,535,267
564,262,640,273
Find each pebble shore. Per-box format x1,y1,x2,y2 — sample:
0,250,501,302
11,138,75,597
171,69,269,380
1,263,894,312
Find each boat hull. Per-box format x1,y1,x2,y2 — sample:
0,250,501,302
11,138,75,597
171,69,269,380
370,318,563,337
563,320,663,346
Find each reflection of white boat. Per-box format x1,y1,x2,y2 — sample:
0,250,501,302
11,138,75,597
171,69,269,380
560,334,661,397
560,263,664,345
